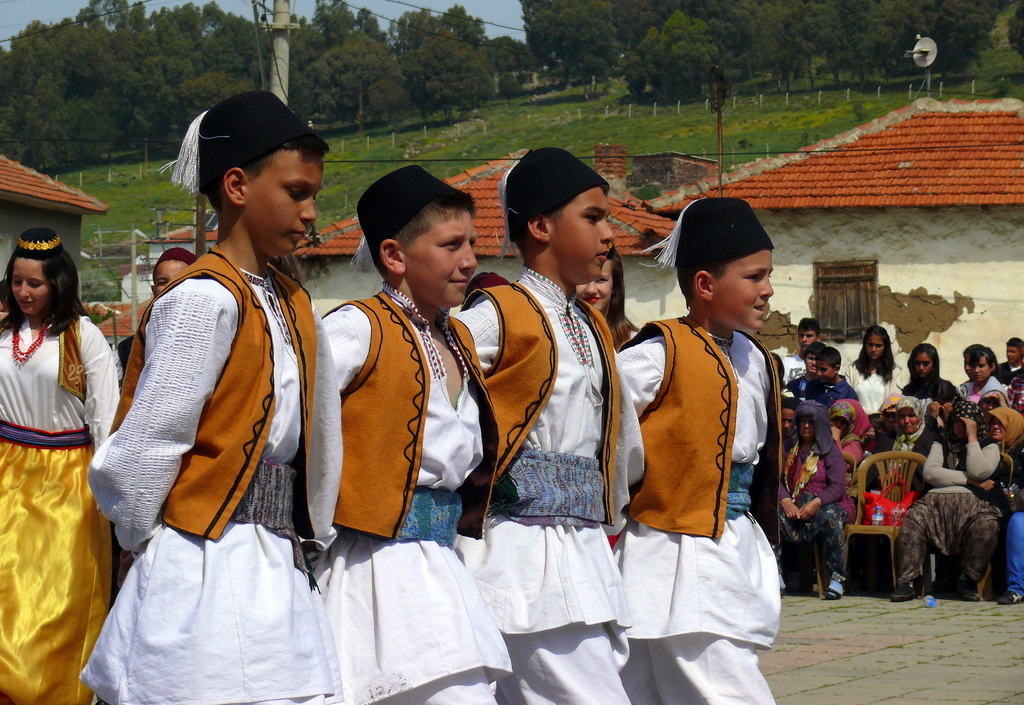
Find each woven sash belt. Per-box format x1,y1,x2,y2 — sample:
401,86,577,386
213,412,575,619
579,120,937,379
726,461,755,520
490,449,604,528
231,461,305,572
0,420,91,449
393,486,463,548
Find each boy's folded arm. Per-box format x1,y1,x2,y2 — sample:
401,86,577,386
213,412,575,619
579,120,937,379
321,304,373,390
89,280,238,552
453,298,499,373
615,336,667,417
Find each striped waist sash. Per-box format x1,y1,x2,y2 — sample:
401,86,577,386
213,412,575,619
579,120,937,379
0,420,92,449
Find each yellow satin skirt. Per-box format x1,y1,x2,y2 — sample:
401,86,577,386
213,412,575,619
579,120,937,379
0,438,111,705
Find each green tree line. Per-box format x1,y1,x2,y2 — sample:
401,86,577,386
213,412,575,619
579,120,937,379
0,0,1008,172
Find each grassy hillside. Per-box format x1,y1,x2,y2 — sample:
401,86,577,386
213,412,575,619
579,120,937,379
49,4,1024,298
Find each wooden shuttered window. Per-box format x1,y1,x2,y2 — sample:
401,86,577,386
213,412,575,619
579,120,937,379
813,261,878,342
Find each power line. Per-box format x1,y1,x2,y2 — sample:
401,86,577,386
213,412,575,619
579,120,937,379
0,0,164,44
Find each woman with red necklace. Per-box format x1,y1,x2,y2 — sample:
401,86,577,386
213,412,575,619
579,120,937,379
0,228,118,705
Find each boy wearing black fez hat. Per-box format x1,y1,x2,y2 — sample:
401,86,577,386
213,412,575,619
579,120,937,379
84,91,344,705
316,164,511,704
454,147,636,705
615,197,782,705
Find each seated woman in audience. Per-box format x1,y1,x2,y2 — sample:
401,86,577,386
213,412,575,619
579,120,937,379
575,248,637,350
891,401,1010,602
902,343,947,401
979,389,1008,414
846,326,905,413
777,400,855,600
829,399,870,467
868,397,940,493
959,345,1004,403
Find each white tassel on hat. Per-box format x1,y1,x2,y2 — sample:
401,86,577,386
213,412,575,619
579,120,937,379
497,159,521,258
351,234,376,273
643,197,699,269
160,110,208,196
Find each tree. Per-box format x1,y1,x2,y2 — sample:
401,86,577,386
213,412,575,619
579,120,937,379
623,11,716,100
484,36,537,75
312,0,355,50
1010,0,1024,60
309,32,402,132
521,0,618,88
403,37,493,123
355,8,387,44
754,0,815,92
498,72,523,104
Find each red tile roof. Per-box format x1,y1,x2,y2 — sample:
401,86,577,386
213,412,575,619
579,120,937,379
0,154,107,214
648,98,1024,213
300,152,675,258
160,226,217,243
88,302,147,339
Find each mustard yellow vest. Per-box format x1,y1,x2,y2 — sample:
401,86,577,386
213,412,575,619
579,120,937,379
115,248,319,541
624,317,781,542
332,294,499,539
464,283,620,524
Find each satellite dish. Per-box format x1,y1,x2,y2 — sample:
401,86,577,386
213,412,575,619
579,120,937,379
907,35,937,68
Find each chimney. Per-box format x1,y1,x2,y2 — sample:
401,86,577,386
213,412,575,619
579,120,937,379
594,144,627,199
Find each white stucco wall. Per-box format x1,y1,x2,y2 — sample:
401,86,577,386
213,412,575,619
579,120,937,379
301,205,1024,377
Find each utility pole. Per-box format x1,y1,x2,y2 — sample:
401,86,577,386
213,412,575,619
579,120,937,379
266,0,298,104
195,194,207,257
709,67,729,198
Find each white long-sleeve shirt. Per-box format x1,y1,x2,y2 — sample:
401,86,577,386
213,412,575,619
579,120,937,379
83,277,342,705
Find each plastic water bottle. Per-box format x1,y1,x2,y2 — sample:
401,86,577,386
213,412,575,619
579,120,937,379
871,506,884,526
924,595,937,608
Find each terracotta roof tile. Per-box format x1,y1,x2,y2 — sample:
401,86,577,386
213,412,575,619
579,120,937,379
299,151,676,259
649,99,1024,213
0,154,107,214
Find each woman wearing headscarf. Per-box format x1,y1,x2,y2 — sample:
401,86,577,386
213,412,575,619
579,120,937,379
891,401,1009,602
829,399,870,467
991,408,1024,605
777,400,855,600
867,396,940,494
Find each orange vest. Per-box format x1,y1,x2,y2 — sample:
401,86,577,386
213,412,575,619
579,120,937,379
332,294,498,539
114,248,319,541
624,317,781,542
464,283,619,524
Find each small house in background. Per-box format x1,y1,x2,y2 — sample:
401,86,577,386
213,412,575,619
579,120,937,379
115,226,216,301
0,154,107,267
647,98,1024,368
628,152,717,191
297,148,678,322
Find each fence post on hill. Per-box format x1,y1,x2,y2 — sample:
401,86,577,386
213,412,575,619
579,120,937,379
786,93,789,106
818,90,821,105
654,102,657,116
972,79,975,94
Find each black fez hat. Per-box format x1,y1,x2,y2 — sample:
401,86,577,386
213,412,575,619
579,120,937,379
504,148,607,239
180,91,325,196
357,165,457,264
14,228,64,260
665,197,773,268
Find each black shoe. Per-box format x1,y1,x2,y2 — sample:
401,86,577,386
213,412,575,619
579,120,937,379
956,575,980,601
996,590,1024,605
890,582,916,602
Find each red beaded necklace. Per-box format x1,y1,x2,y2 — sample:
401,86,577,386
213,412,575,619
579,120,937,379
12,323,48,367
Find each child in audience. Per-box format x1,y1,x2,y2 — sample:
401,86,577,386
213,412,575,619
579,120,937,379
997,337,1024,385
616,197,781,705
829,399,869,467
902,343,947,401
960,345,1004,403
846,325,904,413
782,318,821,385
926,381,959,431
786,340,825,401
806,346,858,406
318,166,511,704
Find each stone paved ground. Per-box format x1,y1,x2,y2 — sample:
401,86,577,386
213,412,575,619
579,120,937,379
761,595,1024,705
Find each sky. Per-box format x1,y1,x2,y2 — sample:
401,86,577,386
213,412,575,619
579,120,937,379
0,0,526,44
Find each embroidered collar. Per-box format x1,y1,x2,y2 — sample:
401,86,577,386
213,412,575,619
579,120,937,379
709,332,736,374
519,267,594,369
242,269,293,348
520,267,575,309
382,282,466,381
